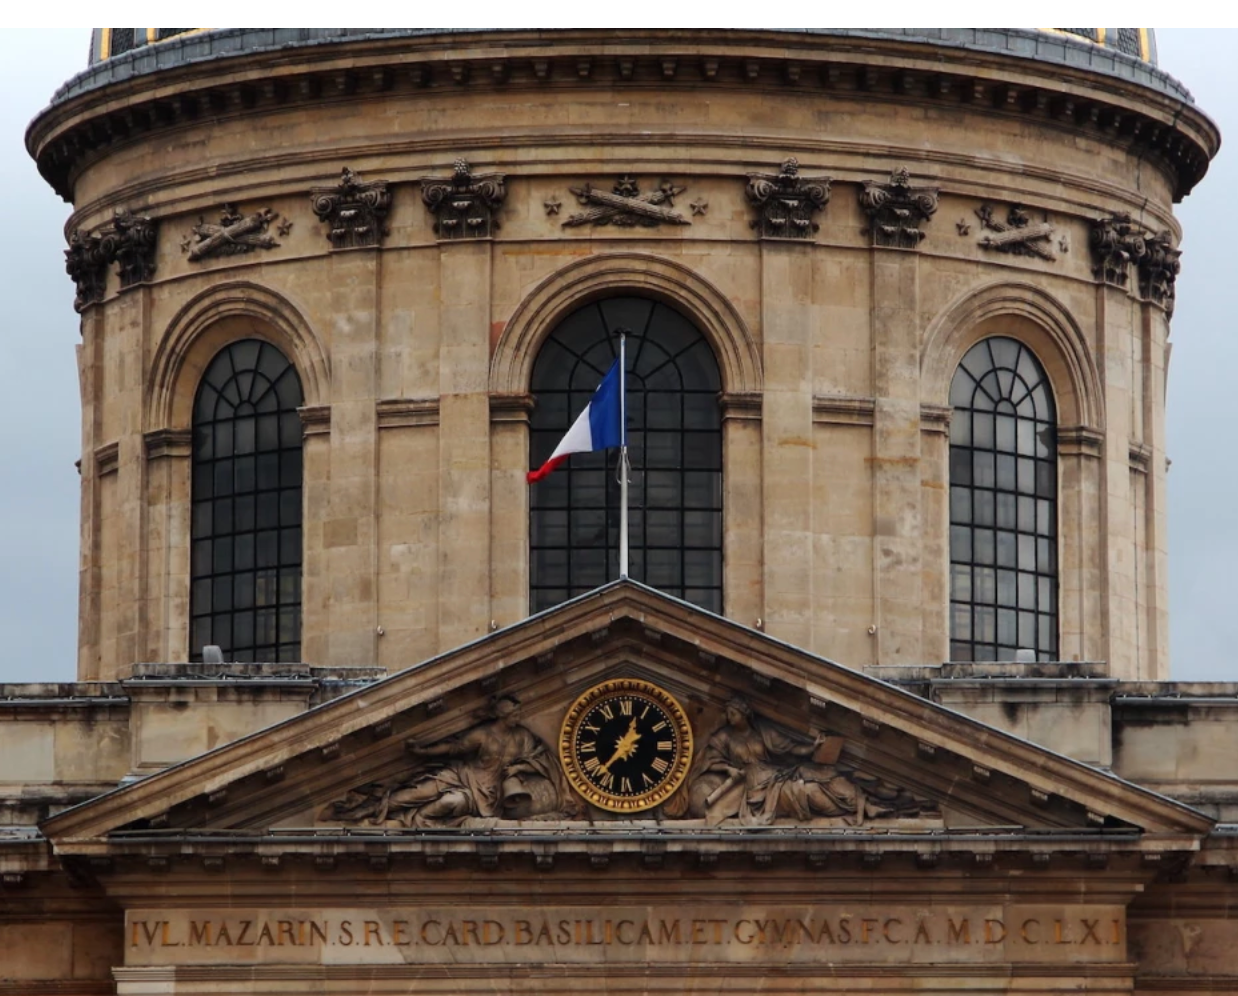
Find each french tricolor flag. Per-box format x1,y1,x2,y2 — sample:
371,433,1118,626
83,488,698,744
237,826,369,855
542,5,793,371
527,359,626,484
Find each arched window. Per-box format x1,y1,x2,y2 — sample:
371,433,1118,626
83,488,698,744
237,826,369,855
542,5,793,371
190,340,304,662
530,297,722,613
948,336,1057,661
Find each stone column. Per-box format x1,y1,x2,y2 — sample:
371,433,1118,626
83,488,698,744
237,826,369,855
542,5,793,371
1095,283,1138,676
760,242,815,650
919,405,951,664
490,395,533,628
142,429,192,661
1057,426,1105,663
299,406,332,664
77,308,103,680
721,393,763,629
860,169,938,665
323,250,382,664
108,285,151,678
437,240,494,649
1140,303,1171,678
869,248,923,665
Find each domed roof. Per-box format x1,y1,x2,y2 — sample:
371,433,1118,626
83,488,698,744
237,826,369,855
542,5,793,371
87,28,1159,67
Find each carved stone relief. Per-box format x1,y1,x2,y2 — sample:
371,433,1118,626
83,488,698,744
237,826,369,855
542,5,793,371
664,697,937,827
64,207,158,310
182,205,284,261
858,167,939,249
64,229,109,312
745,157,831,239
420,159,506,239
107,208,158,287
1089,212,1146,287
311,167,391,249
322,697,580,827
561,175,690,228
975,204,1056,260
1089,213,1180,314
1137,230,1182,315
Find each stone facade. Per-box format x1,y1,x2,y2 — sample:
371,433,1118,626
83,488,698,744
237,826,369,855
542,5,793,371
4,26,1235,996
27,28,1214,682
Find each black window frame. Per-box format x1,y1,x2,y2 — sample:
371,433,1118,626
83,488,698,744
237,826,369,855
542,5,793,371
189,339,304,663
529,296,723,614
948,336,1059,662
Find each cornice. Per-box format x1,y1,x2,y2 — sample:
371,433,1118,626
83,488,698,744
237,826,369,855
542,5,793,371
28,32,1216,205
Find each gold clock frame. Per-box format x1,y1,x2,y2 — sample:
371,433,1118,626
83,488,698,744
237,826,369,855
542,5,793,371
559,678,694,813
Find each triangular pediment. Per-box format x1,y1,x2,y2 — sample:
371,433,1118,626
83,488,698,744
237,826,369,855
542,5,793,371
43,582,1211,852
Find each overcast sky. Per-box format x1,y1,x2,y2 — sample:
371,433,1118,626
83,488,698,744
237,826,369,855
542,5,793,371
0,30,1235,683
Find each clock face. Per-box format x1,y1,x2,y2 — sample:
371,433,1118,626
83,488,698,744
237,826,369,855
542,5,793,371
559,679,693,813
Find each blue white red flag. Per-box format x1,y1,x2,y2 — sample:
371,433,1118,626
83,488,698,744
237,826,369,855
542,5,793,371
527,359,626,484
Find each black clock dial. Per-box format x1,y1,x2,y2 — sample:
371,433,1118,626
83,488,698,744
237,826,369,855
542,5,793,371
575,695,678,798
559,679,693,813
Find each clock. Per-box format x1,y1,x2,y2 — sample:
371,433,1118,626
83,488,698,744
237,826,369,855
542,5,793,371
559,678,693,813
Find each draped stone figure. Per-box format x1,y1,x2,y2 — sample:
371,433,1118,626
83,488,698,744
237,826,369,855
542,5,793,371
669,697,934,827
324,698,578,827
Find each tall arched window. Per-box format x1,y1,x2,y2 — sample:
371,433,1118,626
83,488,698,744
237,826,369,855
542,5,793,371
190,340,304,662
530,297,722,613
949,336,1057,661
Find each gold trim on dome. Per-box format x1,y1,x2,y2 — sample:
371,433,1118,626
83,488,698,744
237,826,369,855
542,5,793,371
559,678,693,814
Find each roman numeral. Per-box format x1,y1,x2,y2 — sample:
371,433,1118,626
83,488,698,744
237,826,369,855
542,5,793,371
642,772,654,787
598,771,614,789
640,704,650,719
579,741,596,754
619,698,633,716
583,757,600,772
657,741,673,752
600,704,614,720
584,724,599,734
651,720,667,732
620,777,632,794
651,756,670,774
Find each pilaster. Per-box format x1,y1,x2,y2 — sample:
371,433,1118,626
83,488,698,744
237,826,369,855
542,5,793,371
760,242,815,650
721,392,763,629
323,250,382,664
438,240,494,649
869,248,923,664
1095,283,1138,676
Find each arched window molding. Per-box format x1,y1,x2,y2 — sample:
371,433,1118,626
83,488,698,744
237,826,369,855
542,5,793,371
491,252,761,397
146,281,328,434
190,340,304,662
528,296,723,613
921,280,1102,433
948,336,1058,661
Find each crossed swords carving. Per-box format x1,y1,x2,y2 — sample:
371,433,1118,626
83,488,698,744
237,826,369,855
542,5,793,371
562,176,690,228
975,204,1056,260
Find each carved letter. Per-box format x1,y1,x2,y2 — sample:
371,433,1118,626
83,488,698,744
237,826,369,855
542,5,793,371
189,921,212,946
984,919,1006,944
948,919,971,944
1021,919,1040,944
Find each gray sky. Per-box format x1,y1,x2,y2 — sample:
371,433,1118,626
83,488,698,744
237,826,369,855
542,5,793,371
0,30,1234,682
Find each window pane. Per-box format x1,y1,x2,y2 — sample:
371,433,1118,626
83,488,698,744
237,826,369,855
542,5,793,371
530,298,722,614
948,337,1057,661
189,341,303,662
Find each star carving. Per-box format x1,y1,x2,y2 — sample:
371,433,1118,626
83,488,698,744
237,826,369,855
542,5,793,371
689,197,709,216
276,218,294,237
544,196,562,216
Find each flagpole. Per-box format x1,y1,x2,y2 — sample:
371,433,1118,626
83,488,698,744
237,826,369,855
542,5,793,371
618,331,629,580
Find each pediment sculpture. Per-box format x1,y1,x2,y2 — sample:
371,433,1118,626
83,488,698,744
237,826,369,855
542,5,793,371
323,697,581,827
666,696,938,827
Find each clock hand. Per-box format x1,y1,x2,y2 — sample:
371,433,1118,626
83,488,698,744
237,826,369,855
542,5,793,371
599,717,641,774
